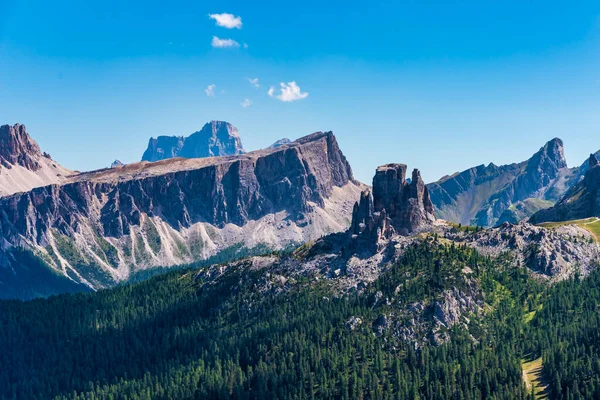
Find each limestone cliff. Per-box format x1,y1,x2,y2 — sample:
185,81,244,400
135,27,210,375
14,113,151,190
0,124,73,196
0,131,361,294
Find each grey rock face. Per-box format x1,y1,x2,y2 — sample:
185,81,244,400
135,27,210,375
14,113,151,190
428,138,570,227
0,131,353,243
142,136,185,162
530,154,600,224
0,124,44,170
577,149,600,176
446,221,600,279
345,316,363,331
141,121,245,162
0,130,358,295
346,163,435,252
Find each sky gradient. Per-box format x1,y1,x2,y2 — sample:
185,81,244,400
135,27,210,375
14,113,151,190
1,1,600,183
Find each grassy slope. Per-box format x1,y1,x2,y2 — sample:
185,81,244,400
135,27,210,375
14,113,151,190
537,217,600,241
521,357,549,399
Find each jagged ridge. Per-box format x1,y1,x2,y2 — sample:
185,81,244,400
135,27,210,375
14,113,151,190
530,154,600,223
0,124,73,196
427,138,571,227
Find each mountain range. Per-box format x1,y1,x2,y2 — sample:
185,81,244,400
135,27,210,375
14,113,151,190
1,121,600,300
0,125,362,299
427,138,595,227
3,120,600,398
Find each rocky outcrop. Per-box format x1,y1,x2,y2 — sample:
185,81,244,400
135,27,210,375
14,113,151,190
347,164,435,252
530,154,600,224
0,124,44,170
141,121,245,162
0,130,361,294
447,221,600,279
0,124,73,196
373,164,435,232
110,160,124,168
576,149,600,177
428,138,571,227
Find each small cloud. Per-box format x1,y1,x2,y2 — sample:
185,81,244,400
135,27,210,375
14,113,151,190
243,43,248,49
208,13,242,29
205,84,216,97
211,36,240,48
241,98,252,108
248,77,260,88
267,81,309,102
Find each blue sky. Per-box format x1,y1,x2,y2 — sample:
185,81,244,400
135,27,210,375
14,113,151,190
1,1,600,183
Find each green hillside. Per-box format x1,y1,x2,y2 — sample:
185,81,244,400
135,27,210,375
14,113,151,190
1,241,599,399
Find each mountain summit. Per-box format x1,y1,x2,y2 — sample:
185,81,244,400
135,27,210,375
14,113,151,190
0,123,46,170
428,138,570,227
0,124,72,196
530,154,600,224
142,121,245,162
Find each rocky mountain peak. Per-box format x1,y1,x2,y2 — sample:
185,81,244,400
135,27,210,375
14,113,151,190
141,121,245,162
111,160,125,168
530,151,600,224
428,137,571,227
527,137,567,174
589,153,599,169
0,124,44,171
347,163,435,252
372,163,435,231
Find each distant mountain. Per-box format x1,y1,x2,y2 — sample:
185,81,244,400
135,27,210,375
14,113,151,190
141,121,245,162
110,160,124,168
0,130,362,299
530,154,600,224
269,138,292,148
427,138,575,227
0,124,73,196
576,149,600,177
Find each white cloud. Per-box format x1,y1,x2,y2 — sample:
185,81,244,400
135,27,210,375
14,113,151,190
205,84,216,97
241,98,252,108
248,77,260,88
211,36,240,48
267,81,309,102
208,13,242,29
243,43,248,49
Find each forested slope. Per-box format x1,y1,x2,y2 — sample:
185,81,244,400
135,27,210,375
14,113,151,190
0,241,598,399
